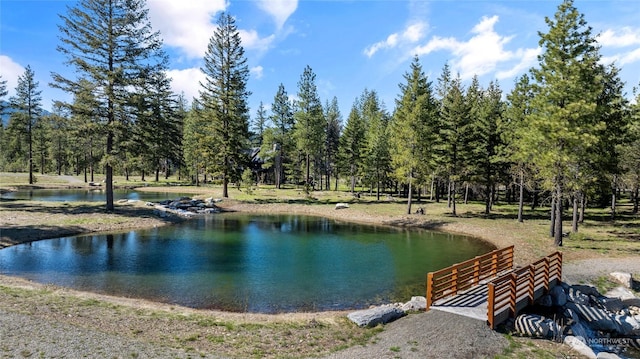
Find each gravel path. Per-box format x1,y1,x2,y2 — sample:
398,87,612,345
0,309,222,359
563,257,640,285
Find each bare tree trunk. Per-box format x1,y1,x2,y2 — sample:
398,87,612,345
633,185,639,214
406,173,413,215
611,175,617,220
430,176,435,201
447,180,452,208
554,182,563,246
572,193,579,233
550,196,556,238
518,170,524,223
452,181,457,216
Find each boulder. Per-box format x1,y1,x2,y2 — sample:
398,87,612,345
550,285,567,306
568,287,591,305
565,302,620,333
614,315,640,336
571,285,600,297
514,314,561,339
567,322,590,339
347,306,405,327
605,286,637,301
401,296,426,312
335,203,349,210
564,335,596,359
537,294,553,307
596,352,622,359
599,297,625,313
610,272,633,288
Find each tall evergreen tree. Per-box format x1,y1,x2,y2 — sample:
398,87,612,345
293,65,324,191
504,74,536,222
252,101,269,148
339,99,366,193
269,84,295,188
52,0,164,210
438,75,471,216
624,87,640,214
9,65,42,184
198,12,251,198
390,56,439,214
362,90,391,200
470,80,505,214
324,97,342,190
526,0,604,246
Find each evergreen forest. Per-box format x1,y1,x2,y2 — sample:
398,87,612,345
1,0,639,247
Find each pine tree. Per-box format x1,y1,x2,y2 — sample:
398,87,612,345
198,12,251,198
9,65,42,184
526,0,604,246
293,65,324,191
339,100,366,193
438,74,470,216
53,0,164,210
504,74,536,222
324,97,342,190
270,84,295,188
252,102,269,148
624,88,640,214
390,56,439,214
362,90,391,200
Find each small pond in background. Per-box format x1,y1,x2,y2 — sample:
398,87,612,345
0,213,493,312
0,188,195,202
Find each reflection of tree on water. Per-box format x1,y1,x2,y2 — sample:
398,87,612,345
0,214,492,312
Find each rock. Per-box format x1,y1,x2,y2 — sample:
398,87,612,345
145,202,154,206
335,203,349,210
347,306,405,327
599,297,625,313
567,322,590,339
537,294,553,307
614,315,640,336
550,285,567,306
571,285,601,297
596,352,622,359
564,335,596,359
605,286,637,301
564,307,581,325
630,306,640,316
514,314,561,339
126,199,138,203
610,272,633,288
568,287,591,305
401,296,426,312
565,302,620,333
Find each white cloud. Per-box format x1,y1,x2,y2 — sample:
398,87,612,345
413,15,534,80
256,0,298,30
602,48,640,67
148,0,227,59
251,65,264,80
239,29,276,52
364,21,427,58
496,47,541,80
598,27,640,48
0,55,25,96
167,67,205,102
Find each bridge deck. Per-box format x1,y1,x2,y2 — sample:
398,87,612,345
429,279,489,322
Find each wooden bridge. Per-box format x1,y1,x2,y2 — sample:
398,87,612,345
426,246,562,329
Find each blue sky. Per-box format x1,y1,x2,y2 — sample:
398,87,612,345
1,0,639,121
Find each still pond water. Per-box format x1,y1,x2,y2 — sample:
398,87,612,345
0,213,492,312
0,188,194,202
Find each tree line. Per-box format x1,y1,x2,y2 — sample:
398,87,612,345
0,0,638,246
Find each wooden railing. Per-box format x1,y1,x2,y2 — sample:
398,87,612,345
487,251,562,329
426,245,514,310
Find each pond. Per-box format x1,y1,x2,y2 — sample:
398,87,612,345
0,188,195,203
0,214,493,313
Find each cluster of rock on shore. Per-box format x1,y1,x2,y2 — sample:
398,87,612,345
148,197,221,217
507,271,640,359
347,272,640,359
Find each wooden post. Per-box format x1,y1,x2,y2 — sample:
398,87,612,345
473,259,480,285
528,265,535,305
543,257,550,291
451,266,458,296
492,252,498,276
426,272,433,311
487,282,495,329
509,272,517,318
